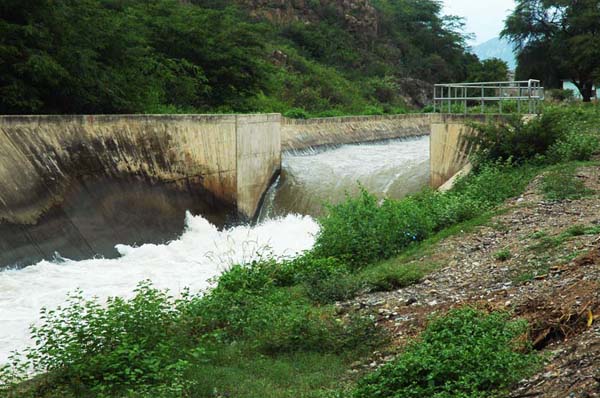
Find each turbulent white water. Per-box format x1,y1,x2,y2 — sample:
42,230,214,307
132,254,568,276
0,135,430,365
0,213,318,364
259,136,431,219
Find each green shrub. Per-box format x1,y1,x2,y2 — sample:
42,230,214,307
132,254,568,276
314,189,434,268
314,161,535,269
547,132,600,162
353,308,540,398
291,256,361,304
547,88,575,102
470,111,567,163
187,260,380,354
362,105,385,115
0,282,198,397
542,169,592,200
361,262,434,292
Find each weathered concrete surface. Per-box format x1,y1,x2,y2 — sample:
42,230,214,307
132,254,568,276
0,114,280,268
430,115,504,189
281,114,440,151
236,114,281,219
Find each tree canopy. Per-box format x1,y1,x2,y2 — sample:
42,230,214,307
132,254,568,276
502,0,600,101
1,0,495,114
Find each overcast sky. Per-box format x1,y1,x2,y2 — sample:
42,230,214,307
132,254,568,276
442,0,516,45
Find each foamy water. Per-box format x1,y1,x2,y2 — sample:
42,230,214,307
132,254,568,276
0,212,319,364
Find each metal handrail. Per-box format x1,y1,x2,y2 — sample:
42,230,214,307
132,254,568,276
433,79,545,115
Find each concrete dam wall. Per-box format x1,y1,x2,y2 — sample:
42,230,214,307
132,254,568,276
0,114,280,267
0,112,483,268
281,114,438,151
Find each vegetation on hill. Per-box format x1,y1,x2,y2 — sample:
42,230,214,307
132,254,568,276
0,0,506,115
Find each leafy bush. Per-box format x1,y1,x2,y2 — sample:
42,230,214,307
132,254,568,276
547,88,575,102
362,105,385,115
471,104,600,164
353,308,540,398
361,262,434,292
296,257,362,304
0,282,198,397
314,161,535,269
187,261,380,354
547,132,600,162
314,189,434,268
470,111,567,163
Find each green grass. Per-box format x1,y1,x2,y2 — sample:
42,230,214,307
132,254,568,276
189,347,352,398
542,168,593,200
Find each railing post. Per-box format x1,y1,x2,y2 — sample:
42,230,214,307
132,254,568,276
481,84,484,114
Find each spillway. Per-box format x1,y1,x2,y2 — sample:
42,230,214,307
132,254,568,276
259,136,430,219
0,135,429,364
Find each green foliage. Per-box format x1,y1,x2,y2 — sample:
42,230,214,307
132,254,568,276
547,132,600,162
291,256,362,304
186,260,382,354
314,189,434,268
503,0,600,101
470,113,565,163
0,0,496,115
314,161,535,269
547,89,575,102
471,104,600,164
0,282,198,397
360,262,436,292
283,108,310,119
467,58,509,82
542,169,592,201
0,0,272,114
189,348,352,398
353,308,540,398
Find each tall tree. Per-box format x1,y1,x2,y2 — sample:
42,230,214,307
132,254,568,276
502,0,600,102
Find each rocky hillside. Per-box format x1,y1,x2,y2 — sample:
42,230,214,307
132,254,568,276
238,0,378,36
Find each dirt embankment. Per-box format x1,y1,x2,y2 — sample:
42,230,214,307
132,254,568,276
346,165,600,397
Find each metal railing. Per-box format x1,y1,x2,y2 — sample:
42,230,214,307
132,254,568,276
433,79,545,115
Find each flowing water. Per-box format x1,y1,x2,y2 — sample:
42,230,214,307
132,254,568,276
259,135,430,219
0,136,430,364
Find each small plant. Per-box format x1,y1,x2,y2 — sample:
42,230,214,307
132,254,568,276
361,262,436,292
529,230,548,239
494,248,512,261
283,107,310,119
353,308,540,398
565,224,587,236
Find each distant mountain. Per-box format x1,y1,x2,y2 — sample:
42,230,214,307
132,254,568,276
473,37,517,70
